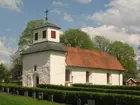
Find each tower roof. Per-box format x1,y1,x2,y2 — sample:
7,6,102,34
33,21,61,30
33,8,61,30
21,41,67,55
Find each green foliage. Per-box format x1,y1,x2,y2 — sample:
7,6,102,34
11,51,22,66
108,41,137,79
1,84,140,105
18,19,44,53
0,64,11,83
108,41,136,70
93,36,137,79
10,51,22,83
72,83,140,90
93,35,111,52
11,62,22,83
60,29,96,50
38,84,140,96
0,64,6,79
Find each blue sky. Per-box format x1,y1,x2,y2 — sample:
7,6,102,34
0,0,140,65
0,0,110,34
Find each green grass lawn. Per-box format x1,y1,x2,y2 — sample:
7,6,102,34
0,93,63,105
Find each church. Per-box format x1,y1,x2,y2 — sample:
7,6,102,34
22,11,125,87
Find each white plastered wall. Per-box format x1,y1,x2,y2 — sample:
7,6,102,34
33,27,60,44
66,66,123,85
50,51,66,85
22,51,51,87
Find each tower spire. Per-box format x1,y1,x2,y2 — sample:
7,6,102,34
45,8,49,21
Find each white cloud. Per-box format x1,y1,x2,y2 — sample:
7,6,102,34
0,41,11,56
0,35,17,66
87,0,140,33
64,13,73,22
0,0,23,12
0,50,11,56
85,0,140,58
0,36,17,56
52,1,68,7
75,0,92,4
51,9,61,14
0,60,7,64
81,25,140,46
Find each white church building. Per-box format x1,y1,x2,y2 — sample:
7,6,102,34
22,12,125,87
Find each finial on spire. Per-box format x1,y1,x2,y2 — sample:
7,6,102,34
45,9,49,21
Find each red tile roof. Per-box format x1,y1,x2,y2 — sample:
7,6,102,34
65,47,125,71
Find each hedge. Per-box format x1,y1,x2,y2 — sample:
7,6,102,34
1,84,140,105
72,83,140,90
38,84,140,96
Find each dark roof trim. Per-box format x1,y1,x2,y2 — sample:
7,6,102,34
21,41,67,55
32,21,61,31
66,65,125,72
21,49,67,55
33,25,61,31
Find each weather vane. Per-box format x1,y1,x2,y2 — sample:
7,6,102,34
45,8,49,21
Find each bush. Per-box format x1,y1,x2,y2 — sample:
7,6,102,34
72,83,140,90
1,84,140,105
65,91,77,105
38,84,140,96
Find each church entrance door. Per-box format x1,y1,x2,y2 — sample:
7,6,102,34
36,76,39,86
33,74,39,87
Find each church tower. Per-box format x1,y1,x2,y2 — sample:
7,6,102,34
22,9,67,87
33,9,61,44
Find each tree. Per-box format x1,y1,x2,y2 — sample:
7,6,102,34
93,35,137,80
18,19,44,53
108,41,137,80
93,35,111,52
11,19,44,82
11,51,22,83
12,19,44,69
136,46,140,70
11,51,22,66
0,63,11,83
60,29,96,50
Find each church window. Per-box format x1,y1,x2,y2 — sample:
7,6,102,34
86,71,89,83
66,70,71,81
43,30,46,38
34,65,37,71
107,73,111,84
35,33,38,41
51,31,56,38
